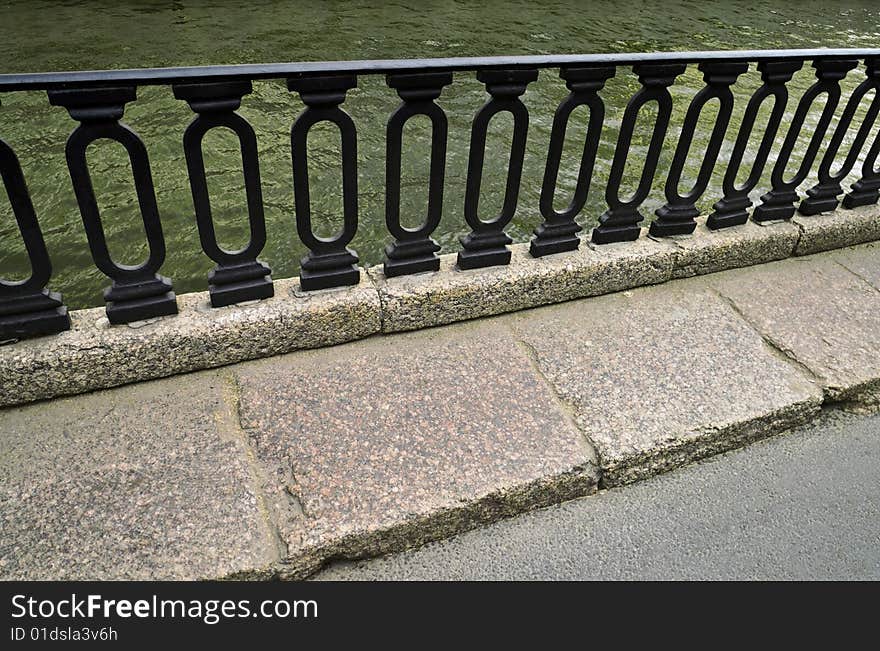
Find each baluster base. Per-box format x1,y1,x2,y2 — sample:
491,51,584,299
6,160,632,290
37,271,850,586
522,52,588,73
384,238,441,277
0,290,70,340
707,196,751,230
104,275,178,325
299,248,360,291
752,189,799,222
529,221,582,257
650,204,699,237
799,184,843,216
208,260,273,307
842,179,880,209
591,209,642,244
457,232,513,270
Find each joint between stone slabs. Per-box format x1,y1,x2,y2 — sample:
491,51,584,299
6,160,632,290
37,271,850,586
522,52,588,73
709,284,826,390
513,336,601,468
793,205,880,256
219,370,290,568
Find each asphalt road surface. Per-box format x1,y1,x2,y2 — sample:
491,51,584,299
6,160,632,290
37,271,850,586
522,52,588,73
315,408,880,580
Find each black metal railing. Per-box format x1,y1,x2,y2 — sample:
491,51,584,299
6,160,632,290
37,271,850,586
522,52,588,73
2,48,880,338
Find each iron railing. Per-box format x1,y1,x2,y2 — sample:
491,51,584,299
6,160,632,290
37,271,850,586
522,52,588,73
1,49,880,337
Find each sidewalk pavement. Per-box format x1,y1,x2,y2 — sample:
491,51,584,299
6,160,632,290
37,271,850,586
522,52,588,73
2,242,880,579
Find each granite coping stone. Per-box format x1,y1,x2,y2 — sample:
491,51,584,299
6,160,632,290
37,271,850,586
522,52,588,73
0,205,878,409
0,276,381,408
793,205,880,256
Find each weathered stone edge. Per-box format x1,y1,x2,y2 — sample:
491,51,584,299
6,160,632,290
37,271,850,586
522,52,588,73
225,462,599,581
597,396,825,489
0,277,381,408
1,205,877,408
371,206,878,333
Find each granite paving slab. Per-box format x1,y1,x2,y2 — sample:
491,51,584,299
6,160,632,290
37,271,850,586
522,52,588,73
710,249,880,406
233,321,599,577
508,280,823,487
0,371,280,580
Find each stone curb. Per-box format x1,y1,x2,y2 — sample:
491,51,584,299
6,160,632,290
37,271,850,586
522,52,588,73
0,277,380,408
0,205,877,407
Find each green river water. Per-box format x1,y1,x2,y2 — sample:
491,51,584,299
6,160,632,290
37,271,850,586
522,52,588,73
1,1,879,308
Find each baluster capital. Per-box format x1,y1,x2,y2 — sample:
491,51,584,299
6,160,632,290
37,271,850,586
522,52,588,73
812,58,859,80
287,74,357,106
476,69,538,98
865,57,880,79
559,65,615,92
698,60,749,86
47,86,136,122
756,59,803,83
632,63,687,87
172,81,252,113
386,72,453,102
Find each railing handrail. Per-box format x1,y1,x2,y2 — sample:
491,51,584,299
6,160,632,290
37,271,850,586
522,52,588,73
2,48,880,91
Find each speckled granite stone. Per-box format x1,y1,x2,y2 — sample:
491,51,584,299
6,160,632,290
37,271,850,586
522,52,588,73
0,371,279,580
711,250,880,407
0,276,381,408
369,236,677,333
831,241,880,290
508,280,823,487
233,321,599,578
667,217,799,279
793,205,880,256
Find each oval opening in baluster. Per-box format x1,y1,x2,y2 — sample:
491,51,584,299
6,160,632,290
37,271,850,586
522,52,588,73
201,125,252,255
474,109,515,224
831,87,877,178
551,102,592,215
85,138,151,270
305,121,347,241
618,99,659,204
0,185,32,284
398,113,434,233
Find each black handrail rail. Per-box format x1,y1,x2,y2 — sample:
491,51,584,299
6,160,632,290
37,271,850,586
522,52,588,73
2,48,880,340
1,48,879,89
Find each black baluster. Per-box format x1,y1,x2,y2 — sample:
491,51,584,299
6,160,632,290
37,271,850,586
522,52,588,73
531,66,615,257
707,60,802,229
843,124,880,208
652,61,748,236
0,130,70,340
752,58,858,222
383,72,452,277
287,75,360,291
801,57,880,215
48,87,177,324
457,69,538,270
173,81,272,306
592,63,686,244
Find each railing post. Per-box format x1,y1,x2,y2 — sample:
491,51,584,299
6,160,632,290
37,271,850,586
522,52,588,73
458,68,538,270
0,111,70,340
173,81,273,306
592,63,686,244
48,86,177,324
651,61,748,236
707,60,802,229
287,75,360,291
531,66,614,257
383,72,452,277
801,57,880,214
752,57,859,222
